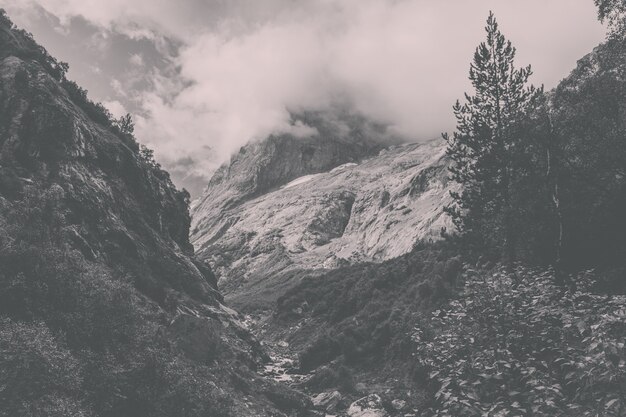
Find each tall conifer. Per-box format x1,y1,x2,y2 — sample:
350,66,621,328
443,12,542,260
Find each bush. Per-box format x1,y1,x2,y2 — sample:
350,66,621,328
414,266,626,416
0,319,88,416
299,333,342,372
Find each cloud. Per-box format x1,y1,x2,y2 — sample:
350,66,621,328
102,99,127,118
1,0,606,195
129,53,144,67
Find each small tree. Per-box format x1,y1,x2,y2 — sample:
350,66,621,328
443,12,542,261
115,113,135,136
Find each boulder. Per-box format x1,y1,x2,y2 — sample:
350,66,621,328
347,394,388,417
391,399,406,410
312,390,342,413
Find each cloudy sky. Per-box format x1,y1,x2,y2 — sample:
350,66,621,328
0,0,606,196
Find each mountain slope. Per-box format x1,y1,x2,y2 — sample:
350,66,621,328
0,12,310,417
191,110,389,235
192,137,455,311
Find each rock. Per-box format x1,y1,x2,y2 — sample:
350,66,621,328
312,390,342,413
347,394,388,417
391,399,406,410
262,383,313,412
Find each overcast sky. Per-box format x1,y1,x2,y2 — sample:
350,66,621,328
0,0,607,196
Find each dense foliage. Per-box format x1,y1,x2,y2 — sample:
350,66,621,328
444,11,626,273
276,245,461,379
546,37,626,272
414,266,626,416
0,187,231,417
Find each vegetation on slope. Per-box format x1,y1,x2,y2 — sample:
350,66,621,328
273,7,626,415
0,185,232,417
0,10,308,417
415,266,626,416
415,7,626,415
273,244,461,402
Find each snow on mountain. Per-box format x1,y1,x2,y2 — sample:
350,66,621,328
191,137,455,308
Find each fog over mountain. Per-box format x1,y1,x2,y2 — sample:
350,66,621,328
3,2,626,416
0,0,605,195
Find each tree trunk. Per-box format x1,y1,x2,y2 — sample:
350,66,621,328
547,113,566,286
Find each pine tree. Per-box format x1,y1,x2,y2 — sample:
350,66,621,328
115,113,135,136
443,12,542,260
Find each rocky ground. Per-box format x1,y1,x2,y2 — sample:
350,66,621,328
249,315,423,417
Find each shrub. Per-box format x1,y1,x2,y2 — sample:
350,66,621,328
0,319,87,416
277,244,457,376
414,266,626,416
299,333,342,372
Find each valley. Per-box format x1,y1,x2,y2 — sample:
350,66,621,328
2,4,626,417
189,128,464,415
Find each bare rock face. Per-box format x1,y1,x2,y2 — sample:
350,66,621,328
192,137,455,310
191,113,388,236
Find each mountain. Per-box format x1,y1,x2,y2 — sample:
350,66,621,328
0,12,313,417
191,109,389,223
192,136,455,311
190,123,457,414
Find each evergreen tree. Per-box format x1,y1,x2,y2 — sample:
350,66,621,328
443,12,542,261
115,113,135,136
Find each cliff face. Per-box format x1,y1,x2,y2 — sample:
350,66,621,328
192,137,455,311
0,17,223,315
0,13,308,417
191,112,388,236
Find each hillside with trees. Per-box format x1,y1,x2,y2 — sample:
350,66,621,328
0,11,313,417
413,7,626,416
261,8,626,416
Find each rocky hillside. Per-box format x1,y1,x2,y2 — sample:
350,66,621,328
191,110,389,229
192,137,455,310
0,12,312,417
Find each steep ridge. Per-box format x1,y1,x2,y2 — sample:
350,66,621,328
193,138,455,311
191,111,389,240
0,12,311,417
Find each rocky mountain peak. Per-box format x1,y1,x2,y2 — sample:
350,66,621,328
191,133,456,311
